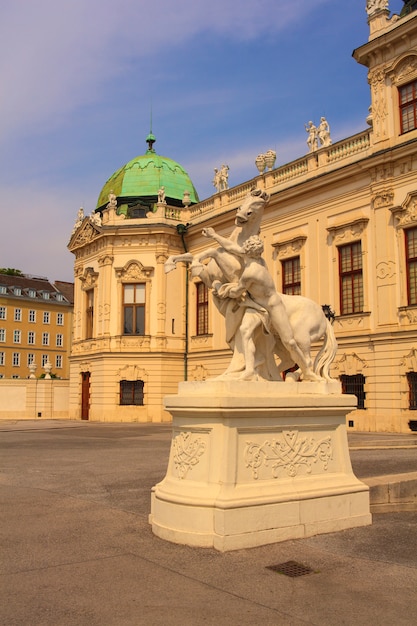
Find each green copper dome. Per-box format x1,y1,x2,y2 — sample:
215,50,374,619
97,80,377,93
96,136,199,212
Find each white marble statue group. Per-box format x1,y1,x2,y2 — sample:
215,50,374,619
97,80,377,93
305,117,332,152
212,164,229,193
165,189,337,382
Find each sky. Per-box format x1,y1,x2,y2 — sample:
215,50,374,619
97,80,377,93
0,0,406,283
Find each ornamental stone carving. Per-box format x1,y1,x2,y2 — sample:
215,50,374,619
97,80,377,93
326,217,369,244
189,364,209,381
391,193,417,228
244,430,333,480
79,266,99,291
376,260,396,281
172,432,206,479
114,260,154,281
272,234,307,259
391,56,417,86
116,364,147,380
366,0,388,16
371,188,394,209
333,352,367,375
400,347,417,371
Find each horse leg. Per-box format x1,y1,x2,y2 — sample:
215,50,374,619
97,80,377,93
165,253,194,273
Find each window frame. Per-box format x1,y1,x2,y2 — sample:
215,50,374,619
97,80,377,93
119,380,144,405
282,256,301,295
338,241,364,315
196,282,209,336
340,374,366,409
122,283,146,336
399,79,417,134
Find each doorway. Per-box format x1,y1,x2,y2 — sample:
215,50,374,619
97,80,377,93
81,371,90,420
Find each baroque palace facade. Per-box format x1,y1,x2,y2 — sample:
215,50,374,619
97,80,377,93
68,2,417,432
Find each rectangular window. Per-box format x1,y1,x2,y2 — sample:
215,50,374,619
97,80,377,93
42,332,49,346
86,289,94,339
12,352,20,367
56,333,63,347
0,306,6,320
0,352,4,366
406,227,417,305
57,312,64,325
14,308,22,322
27,353,35,366
55,355,63,369
196,282,209,335
120,380,144,405
339,242,364,315
29,309,36,323
123,284,145,335
43,311,50,324
28,331,35,345
41,354,49,367
399,80,417,134
0,329,5,342
13,330,21,344
340,374,366,409
282,257,301,295
28,289,36,298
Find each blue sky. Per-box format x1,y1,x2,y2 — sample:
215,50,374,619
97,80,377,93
0,0,405,282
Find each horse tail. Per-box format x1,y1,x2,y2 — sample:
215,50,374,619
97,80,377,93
314,319,338,381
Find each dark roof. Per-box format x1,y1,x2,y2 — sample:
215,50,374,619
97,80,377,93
0,273,73,305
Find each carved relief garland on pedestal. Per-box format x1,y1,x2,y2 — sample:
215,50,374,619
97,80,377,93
172,432,206,479
244,430,333,480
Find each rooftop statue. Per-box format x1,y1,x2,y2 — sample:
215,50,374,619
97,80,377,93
157,186,166,204
212,164,229,193
366,0,389,16
318,117,332,147
305,121,318,152
71,207,85,235
165,189,337,382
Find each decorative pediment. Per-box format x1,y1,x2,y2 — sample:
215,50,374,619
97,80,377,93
272,234,307,258
333,353,367,375
189,365,209,381
371,187,394,209
390,192,417,228
116,364,147,381
400,347,417,372
326,217,369,244
390,54,417,87
79,266,99,290
68,219,101,250
114,260,154,281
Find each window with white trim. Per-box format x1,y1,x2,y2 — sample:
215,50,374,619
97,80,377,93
0,352,5,366
57,312,64,325
55,355,63,368
56,333,63,347
14,308,21,322
29,309,36,323
43,311,50,324
42,332,49,346
12,352,20,367
13,330,21,344
27,353,35,366
41,354,49,367
0,329,5,342
28,331,35,345
0,306,6,320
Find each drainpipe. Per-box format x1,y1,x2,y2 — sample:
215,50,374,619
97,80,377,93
176,223,189,380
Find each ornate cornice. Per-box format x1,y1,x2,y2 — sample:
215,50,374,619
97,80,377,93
271,234,307,258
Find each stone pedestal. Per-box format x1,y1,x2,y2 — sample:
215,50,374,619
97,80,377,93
149,381,371,551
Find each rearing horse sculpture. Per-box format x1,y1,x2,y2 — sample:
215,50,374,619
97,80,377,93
165,189,337,382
